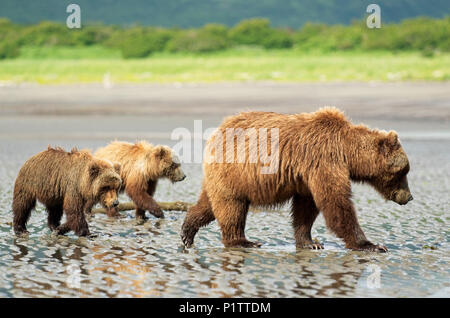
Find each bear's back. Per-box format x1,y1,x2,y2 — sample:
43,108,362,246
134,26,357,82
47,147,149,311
15,147,91,201
202,108,351,205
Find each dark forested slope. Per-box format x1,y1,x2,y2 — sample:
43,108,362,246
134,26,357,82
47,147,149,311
0,0,448,27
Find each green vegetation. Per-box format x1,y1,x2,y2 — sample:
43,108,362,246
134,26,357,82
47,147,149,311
0,16,448,84
0,17,449,60
1,49,448,84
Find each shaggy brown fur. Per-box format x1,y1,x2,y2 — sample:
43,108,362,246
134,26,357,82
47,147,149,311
94,141,186,219
13,147,122,236
181,108,413,252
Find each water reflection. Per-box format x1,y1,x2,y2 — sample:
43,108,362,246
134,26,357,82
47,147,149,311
0,139,449,297
12,240,30,262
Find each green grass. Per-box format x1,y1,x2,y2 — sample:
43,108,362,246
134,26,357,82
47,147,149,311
0,46,448,84
18,46,122,59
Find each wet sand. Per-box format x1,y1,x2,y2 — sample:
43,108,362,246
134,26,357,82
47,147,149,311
1,82,449,142
0,82,448,297
0,82,449,120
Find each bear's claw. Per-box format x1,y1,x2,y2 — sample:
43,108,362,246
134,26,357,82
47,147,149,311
303,243,324,250
224,239,262,248
180,227,196,248
149,209,164,219
181,236,193,248
14,229,30,237
369,244,388,253
350,242,388,253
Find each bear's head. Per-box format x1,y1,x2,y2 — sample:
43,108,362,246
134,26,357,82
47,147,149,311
370,131,413,205
152,145,186,183
88,159,122,210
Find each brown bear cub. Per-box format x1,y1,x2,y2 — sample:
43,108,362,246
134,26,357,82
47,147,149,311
95,141,186,219
181,107,413,252
13,147,122,237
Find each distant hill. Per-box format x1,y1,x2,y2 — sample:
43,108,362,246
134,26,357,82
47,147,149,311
0,0,449,28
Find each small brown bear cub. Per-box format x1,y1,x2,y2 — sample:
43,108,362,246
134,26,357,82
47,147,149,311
95,141,186,219
13,147,121,237
181,108,413,252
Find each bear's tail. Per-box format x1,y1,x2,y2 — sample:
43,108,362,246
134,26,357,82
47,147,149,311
12,188,36,235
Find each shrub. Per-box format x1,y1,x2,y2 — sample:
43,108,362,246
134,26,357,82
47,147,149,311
119,27,173,58
294,22,363,51
72,25,118,46
0,19,22,59
361,17,450,52
0,40,20,59
263,29,293,49
19,21,75,46
167,24,229,52
229,18,272,46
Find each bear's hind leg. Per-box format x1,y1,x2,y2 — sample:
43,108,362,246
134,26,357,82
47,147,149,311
46,204,63,231
57,212,90,237
291,194,323,250
181,189,215,247
12,192,36,235
213,197,261,248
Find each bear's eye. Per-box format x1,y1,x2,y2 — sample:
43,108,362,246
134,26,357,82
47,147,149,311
101,186,110,192
171,162,180,169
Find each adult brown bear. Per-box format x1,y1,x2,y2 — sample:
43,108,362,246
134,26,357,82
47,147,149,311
12,147,122,236
181,108,413,252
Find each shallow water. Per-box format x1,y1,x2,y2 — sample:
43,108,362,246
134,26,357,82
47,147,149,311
0,116,449,298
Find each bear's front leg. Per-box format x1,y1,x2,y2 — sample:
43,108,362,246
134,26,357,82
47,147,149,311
310,173,387,253
291,194,323,250
58,196,91,237
138,197,163,219
349,241,388,252
56,215,90,236
82,199,95,216
126,186,164,219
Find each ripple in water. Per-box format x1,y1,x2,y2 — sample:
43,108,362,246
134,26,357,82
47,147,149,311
0,139,448,297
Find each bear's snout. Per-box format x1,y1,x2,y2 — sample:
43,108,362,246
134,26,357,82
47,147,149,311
394,191,413,205
173,174,186,182
171,167,186,182
102,189,119,208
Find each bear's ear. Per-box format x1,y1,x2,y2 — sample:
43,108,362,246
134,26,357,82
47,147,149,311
390,153,409,172
378,131,399,153
89,162,101,179
387,131,399,146
153,146,167,160
113,162,121,174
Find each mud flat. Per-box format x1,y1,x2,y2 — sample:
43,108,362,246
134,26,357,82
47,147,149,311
0,82,449,120
0,82,448,297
